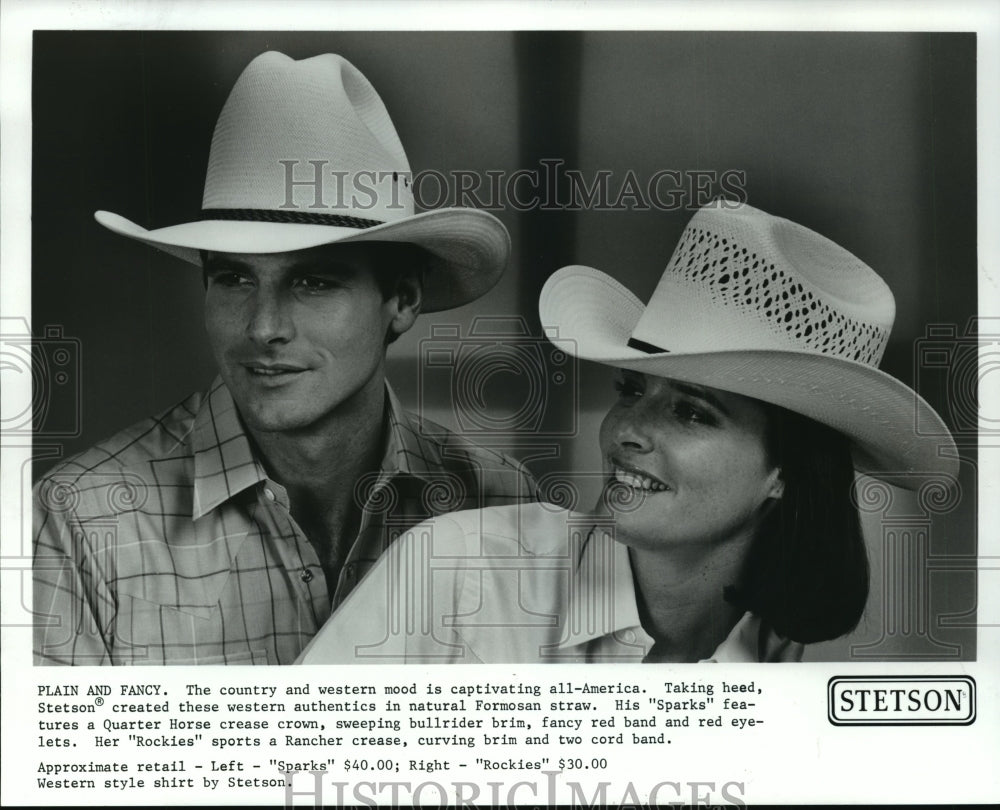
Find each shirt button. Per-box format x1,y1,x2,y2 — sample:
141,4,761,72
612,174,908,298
263,487,276,502
301,569,314,583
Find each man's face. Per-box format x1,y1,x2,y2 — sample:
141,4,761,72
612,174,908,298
203,243,417,436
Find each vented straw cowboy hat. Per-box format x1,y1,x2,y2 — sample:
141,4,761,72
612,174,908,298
94,51,509,312
539,202,959,488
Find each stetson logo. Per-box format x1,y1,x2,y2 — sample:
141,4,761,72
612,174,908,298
828,676,975,726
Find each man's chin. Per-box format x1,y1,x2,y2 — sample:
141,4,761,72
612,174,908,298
240,411,313,435
232,397,321,436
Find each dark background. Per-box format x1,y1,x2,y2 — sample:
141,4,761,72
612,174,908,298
31,31,978,660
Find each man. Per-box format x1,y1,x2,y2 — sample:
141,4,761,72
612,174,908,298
32,51,537,665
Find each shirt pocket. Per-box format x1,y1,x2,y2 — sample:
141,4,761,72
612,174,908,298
114,529,251,619
114,589,273,665
112,530,265,663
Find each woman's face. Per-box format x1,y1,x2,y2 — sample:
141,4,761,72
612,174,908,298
597,369,784,551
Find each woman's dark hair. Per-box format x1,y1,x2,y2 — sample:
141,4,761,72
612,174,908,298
724,403,869,644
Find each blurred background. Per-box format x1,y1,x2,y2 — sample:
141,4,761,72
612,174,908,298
31,31,977,660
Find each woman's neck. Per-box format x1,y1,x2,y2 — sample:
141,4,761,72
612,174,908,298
626,536,750,662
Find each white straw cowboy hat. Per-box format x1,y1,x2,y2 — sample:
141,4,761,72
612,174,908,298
94,51,509,312
539,202,958,488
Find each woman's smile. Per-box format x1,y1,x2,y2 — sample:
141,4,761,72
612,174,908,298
609,458,671,492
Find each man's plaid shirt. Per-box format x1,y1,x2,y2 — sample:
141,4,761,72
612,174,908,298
33,377,538,665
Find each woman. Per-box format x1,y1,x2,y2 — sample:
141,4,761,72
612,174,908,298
297,202,958,664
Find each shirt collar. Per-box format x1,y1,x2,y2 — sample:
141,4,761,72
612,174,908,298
557,522,645,650
380,382,445,482
192,377,268,519
192,379,432,519
556,523,803,662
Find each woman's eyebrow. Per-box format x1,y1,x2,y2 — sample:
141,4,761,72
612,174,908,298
671,381,731,416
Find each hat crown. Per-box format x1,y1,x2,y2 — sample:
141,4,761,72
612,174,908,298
630,203,895,366
94,50,512,313
203,51,414,220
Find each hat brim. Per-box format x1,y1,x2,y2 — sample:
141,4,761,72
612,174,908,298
539,265,959,489
94,208,510,313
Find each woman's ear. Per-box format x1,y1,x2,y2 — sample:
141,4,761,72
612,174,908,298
766,467,785,501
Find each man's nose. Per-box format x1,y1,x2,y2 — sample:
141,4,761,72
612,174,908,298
246,289,295,344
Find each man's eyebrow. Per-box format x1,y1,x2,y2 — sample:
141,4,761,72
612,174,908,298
671,381,731,416
202,257,357,275
203,256,250,273
287,259,357,276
